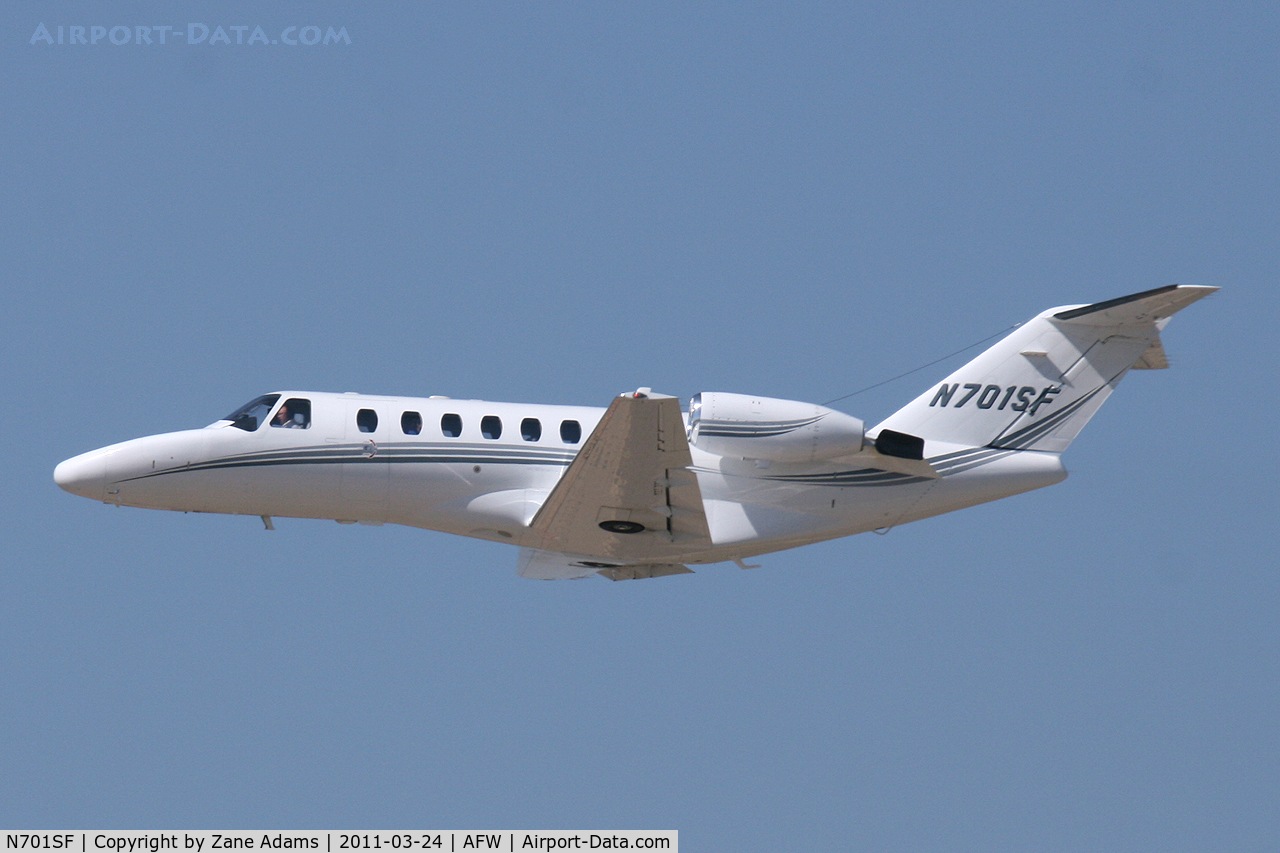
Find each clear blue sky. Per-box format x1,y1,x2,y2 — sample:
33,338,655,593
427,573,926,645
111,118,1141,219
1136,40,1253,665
3,2,1276,848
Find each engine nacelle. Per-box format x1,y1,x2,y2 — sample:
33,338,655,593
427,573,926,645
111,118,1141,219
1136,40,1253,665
688,392,865,464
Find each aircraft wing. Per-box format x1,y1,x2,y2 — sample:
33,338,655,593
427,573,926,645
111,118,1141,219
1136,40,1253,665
517,548,694,581
528,390,712,563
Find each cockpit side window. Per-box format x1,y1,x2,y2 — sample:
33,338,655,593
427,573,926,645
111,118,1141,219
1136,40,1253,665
224,394,280,432
271,398,311,429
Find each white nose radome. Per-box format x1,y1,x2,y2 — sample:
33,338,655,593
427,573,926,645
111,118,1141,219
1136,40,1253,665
54,450,108,500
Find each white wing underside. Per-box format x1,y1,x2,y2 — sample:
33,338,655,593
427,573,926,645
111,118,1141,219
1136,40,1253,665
517,548,694,581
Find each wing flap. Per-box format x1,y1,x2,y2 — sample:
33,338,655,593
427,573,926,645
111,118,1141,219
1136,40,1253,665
517,548,695,581
598,563,693,581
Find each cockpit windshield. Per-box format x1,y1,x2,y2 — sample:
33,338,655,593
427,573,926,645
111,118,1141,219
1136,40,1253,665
222,394,281,431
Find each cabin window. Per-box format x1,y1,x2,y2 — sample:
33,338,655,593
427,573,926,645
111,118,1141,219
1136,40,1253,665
560,419,581,444
271,398,311,429
441,413,462,437
357,409,378,433
224,394,280,432
481,416,502,440
401,411,422,435
521,418,542,441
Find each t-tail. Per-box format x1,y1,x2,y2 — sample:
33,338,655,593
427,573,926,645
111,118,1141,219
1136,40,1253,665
874,285,1217,454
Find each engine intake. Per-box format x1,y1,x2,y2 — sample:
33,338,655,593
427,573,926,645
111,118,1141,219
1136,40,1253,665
688,392,865,464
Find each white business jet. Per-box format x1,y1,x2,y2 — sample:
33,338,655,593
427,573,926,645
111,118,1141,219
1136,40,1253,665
55,285,1214,580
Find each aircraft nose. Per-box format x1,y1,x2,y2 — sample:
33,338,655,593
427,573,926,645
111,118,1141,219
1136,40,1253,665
54,450,108,500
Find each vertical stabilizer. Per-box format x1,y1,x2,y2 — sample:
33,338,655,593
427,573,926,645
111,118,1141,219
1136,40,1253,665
874,285,1216,453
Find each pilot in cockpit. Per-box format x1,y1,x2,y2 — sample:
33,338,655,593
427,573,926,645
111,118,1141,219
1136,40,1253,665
271,403,303,428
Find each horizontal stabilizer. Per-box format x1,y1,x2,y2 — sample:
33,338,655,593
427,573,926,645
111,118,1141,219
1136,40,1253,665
1053,284,1217,326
